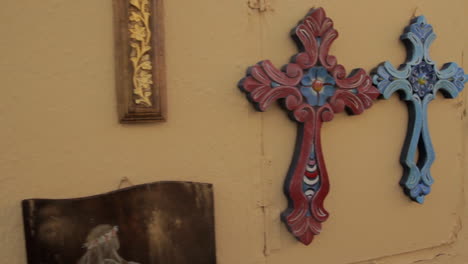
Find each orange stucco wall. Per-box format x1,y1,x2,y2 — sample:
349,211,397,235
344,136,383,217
0,0,467,263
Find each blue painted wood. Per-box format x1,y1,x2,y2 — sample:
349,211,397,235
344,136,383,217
373,16,467,203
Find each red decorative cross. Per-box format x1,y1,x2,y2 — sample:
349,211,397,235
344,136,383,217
239,8,379,245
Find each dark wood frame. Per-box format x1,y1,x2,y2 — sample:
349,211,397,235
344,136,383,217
113,0,166,123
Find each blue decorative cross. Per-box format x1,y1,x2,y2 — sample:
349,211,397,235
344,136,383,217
373,16,467,203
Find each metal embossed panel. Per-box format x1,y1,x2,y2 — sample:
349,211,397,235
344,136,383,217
22,182,216,264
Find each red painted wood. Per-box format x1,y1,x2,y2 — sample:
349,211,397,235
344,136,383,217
239,8,379,245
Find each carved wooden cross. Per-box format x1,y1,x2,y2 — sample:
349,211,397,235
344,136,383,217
239,8,379,245
373,16,467,203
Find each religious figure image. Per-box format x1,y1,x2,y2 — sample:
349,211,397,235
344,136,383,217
78,225,140,264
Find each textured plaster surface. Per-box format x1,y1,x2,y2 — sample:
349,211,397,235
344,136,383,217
0,0,467,263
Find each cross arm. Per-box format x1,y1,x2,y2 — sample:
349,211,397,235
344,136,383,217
434,63,468,98
238,60,306,112
329,66,380,114
372,62,414,100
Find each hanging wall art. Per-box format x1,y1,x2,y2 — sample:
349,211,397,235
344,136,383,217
22,182,216,264
113,0,166,123
238,8,379,245
372,16,467,203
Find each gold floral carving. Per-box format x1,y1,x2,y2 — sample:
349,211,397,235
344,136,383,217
129,0,153,106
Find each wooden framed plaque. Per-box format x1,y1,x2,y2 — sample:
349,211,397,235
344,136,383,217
22,182,216,264
113,0,166,123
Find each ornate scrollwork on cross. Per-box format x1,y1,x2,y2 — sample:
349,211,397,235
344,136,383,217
372,16,467,203
239,8,379,245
